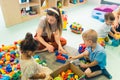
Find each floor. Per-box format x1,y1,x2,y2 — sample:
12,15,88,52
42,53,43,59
0,1,120,80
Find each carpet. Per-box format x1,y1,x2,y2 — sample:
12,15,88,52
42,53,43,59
37,45,109,80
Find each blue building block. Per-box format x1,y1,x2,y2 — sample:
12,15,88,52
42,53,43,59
56,59,66,64
6,64,12,72
55,51,68,59
92,10,106,22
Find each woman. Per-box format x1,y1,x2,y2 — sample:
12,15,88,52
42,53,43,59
34,7,67,53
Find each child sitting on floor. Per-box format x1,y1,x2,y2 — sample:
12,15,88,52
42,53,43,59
97,12,119,46
19,32,52,80
69,29,112,79
108,8,120,46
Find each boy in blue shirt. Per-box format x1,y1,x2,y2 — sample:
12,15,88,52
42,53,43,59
69,29,112,79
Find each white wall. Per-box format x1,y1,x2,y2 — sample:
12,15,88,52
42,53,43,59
87,0,101,5
0,6,6,29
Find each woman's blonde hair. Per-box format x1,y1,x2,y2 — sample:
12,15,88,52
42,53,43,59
45,7,63,39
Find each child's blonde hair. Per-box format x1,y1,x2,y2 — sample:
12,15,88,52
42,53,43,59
82,29,98,43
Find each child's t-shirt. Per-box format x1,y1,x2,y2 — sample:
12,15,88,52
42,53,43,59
98,23,112,38
20,55,52,80
85,43,106,69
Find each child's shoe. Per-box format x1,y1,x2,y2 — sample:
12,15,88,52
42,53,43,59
102,68,112,79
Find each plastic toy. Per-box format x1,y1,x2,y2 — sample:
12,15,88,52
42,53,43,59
12,71,21,80
80,0,84,2
78,43,86,53
0,75,10,80
54,76,62,80
0,42,21,79
21,0,27,3
0,48,2,52
70,0,77,4
94,4,118,12
57,1,62,8
33,54,40,58
55,51,68,64
39,60,47,66
70,22,83,34
114,34,120,39
92,10,105,22
5,52,10,61
61,10,68,30
0,61,3,65
6,64,12,72
62,15,68,30
92,4,118,22
54,69,86,80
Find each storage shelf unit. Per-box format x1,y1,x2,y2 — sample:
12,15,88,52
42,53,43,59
0,0,87,27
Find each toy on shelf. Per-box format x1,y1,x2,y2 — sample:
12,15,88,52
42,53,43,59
78,43,86,53
80,0,84,2
55,51,68,64
70,0,77,4
57,0,62,8
70,22,84,34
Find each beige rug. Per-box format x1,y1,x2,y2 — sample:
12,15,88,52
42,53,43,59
37,45,109,80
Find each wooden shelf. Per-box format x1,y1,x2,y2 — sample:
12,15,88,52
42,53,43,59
63,0,87,9
20,2,40,8
21,14,40,21
1,0,87,27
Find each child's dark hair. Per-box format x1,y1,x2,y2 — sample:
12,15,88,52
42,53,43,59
20,32,38,53
104,12,115,21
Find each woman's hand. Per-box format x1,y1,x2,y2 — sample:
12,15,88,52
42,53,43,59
46,44,54,53
58,46,67,54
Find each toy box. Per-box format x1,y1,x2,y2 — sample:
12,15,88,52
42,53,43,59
92,10,105,22
50,62,85,79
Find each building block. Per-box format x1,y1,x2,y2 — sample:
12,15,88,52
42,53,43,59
56,59,66,64
92,10,106,22
55,51,68,64
78,43,86,53
0,75,10,80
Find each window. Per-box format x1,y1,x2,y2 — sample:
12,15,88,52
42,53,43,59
101,0,120,5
